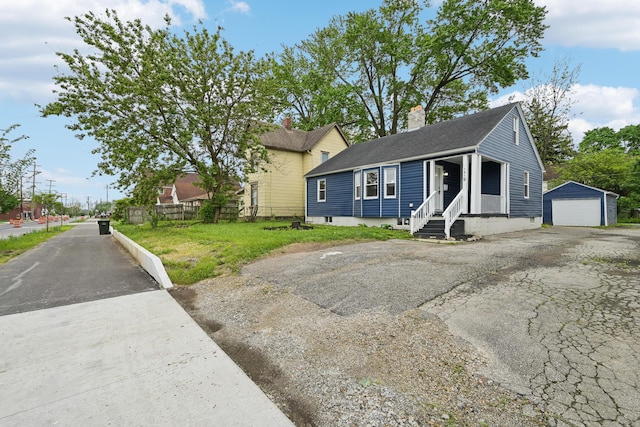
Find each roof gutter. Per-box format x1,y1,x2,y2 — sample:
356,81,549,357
305,146,477,178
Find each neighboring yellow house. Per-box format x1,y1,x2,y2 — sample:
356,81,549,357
242,118,350,219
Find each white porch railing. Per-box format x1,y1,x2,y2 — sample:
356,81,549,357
481,194,503,214
442,190,465,239
410,192,438,234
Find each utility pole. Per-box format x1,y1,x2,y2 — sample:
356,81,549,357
45,179,55,232
32,162,41,220
46,179,55,194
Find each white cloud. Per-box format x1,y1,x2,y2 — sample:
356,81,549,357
0,0,207,103
225,1,250,15
573,84,639,124
536,0,640,50
494,83,640,143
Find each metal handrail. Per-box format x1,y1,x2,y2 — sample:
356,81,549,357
442,190,465,239
410,192,438,234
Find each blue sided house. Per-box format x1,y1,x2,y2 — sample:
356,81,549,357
304,102,544,238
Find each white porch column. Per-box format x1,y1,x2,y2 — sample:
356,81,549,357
462,154,469,214
429,160,436,197
470,154,482,214
500,162,508,214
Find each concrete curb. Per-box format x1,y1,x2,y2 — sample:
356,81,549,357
110,226,174,289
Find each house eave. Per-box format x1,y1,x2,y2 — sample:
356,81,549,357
305,146,477,178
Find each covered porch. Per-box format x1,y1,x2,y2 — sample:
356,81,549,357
411,153,509,238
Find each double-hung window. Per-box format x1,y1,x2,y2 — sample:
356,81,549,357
384,168,396,198
365,170,378,199
523,171,530,199
354,171,361,200
317,179,327,202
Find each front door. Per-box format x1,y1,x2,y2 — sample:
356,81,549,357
434,165,444,212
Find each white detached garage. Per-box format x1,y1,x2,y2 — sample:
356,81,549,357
543,181,619,226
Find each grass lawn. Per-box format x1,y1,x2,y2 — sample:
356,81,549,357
0,226,72,265
114,220,411,285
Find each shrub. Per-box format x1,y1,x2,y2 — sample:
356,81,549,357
200,200,217,223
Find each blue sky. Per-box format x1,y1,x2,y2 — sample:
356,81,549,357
1,0,639,206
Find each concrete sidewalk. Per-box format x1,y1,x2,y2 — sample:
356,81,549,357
0,222,293,426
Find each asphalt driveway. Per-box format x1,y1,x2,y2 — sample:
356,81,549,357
243,226,640,426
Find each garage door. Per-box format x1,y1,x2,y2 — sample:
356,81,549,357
552,198,601,226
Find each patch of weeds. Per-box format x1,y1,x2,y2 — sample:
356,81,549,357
359,378,380,388
589,256,640,269
452,363,466,376
155,248,176,255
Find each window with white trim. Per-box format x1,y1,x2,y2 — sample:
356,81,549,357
365,170,378,199
523,171,530,199
354,171,361,200
317,179,326,202
513,116,520,145
384,168,396,198
321,151,329,163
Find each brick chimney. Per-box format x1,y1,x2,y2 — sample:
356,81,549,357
407,105,425,131
282,117,292,130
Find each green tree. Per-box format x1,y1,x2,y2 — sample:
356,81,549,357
554,149,636,196
270,0,547,141
32,193,61,231
41,11,273,222
518,58,580,165
95,202,113,216
580,125,640,154
111,198,132,221
0,125,34,214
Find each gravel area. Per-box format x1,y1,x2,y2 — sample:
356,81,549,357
172,276,544,426
170,226,639,426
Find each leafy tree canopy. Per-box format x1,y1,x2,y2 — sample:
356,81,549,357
579,125,640,154
269,0,547,141
41,10,274,222
0,124,34,214
553,149,638,197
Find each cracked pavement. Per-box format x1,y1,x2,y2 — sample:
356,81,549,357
421,227,640,427
244,225,640,426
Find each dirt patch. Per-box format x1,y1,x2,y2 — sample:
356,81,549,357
168,286,197,311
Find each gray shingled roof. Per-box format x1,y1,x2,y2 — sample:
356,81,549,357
260,123,347,152
306,103,517,177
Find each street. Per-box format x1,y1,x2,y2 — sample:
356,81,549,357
0,218,70,240
0,221,158,316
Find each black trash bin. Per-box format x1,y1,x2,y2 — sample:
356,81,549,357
98,220,111,235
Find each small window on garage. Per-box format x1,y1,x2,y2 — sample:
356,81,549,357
523,171,530,199
354,171,361,200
